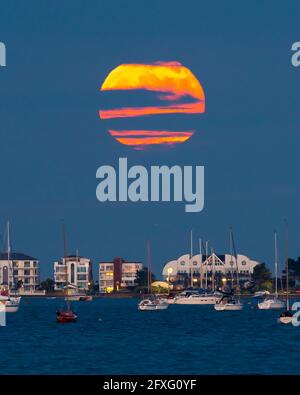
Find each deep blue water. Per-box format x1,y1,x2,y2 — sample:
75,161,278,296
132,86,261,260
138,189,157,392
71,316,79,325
1,297,300,374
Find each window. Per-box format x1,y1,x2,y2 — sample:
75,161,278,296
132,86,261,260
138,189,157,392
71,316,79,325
193,261,198,266
77,266,86,273
70,263,75,283
241,260,247,266
78,274,87,281
180,261,185,266
24,270,30,276
24,261,30,268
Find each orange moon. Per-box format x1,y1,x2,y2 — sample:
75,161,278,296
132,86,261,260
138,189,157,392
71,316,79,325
99,61,205,150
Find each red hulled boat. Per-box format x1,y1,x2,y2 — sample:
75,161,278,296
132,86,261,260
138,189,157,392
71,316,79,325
56,309,78,323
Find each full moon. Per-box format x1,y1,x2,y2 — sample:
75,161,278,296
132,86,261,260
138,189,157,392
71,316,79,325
99,61,205,150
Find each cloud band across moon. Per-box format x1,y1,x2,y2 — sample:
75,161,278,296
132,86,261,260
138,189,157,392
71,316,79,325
99,62,205,149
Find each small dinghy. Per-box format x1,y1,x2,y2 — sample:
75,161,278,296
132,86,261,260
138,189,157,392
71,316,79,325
279,310,293,325
56,309,78,323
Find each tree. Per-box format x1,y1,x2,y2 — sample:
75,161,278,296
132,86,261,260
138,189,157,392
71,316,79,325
40,278,55,292
135,268,156,292
252,263,272,289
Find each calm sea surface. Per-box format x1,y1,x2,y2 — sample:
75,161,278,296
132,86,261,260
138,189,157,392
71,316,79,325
1,297,300,375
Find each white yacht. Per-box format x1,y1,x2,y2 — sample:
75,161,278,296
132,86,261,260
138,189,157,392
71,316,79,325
174,290,221,305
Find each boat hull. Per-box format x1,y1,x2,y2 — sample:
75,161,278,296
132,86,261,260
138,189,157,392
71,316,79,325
175,296,219,305
0,296,21,313
56,310,78,323
279,316,293,324
138,299,169,311
214,303,244,311
279,310,293,324
258,299,285,310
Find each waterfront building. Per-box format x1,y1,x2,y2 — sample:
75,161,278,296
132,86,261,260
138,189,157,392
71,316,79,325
54,255,93,291
162,252,259,288
0,252,40,294
99,257,143,292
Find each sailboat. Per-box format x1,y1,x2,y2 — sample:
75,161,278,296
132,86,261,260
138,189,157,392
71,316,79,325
0,222,21,313
138,241,168,311
258,231,284,310
173,233,221,305
56,225,78,323
279,223,293,324
56,284,78,323
214,229,243,311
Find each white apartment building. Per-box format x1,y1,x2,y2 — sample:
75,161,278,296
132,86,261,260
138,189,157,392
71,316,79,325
0,252,40,294
162,252,260,286
54,255,92,291
99,257,143,292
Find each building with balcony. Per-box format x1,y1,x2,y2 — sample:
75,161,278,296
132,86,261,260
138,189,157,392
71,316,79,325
54,255,93,291
99,257,143,292
0,252,40,294
162,252,260,288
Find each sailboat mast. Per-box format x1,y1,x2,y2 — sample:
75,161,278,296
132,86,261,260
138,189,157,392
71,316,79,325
205,241,208,289
229,229,234,289
147,240,152,295
274,231,278,298
7,221,13,290
62,223,68,285
285,222,289,310
199,238,203,288
190,230,193,288
231,229,240,298
211,247,215,292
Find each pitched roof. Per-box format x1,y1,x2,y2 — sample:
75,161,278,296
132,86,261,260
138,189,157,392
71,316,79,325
0,252,37,261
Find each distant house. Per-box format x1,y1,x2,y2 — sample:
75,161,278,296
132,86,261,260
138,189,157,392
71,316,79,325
99,258,143,293
54,255,93,291
162,252,260,288
0,252,40,294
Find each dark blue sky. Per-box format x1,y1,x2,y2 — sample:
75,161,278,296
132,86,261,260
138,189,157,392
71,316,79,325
1,1,300,278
